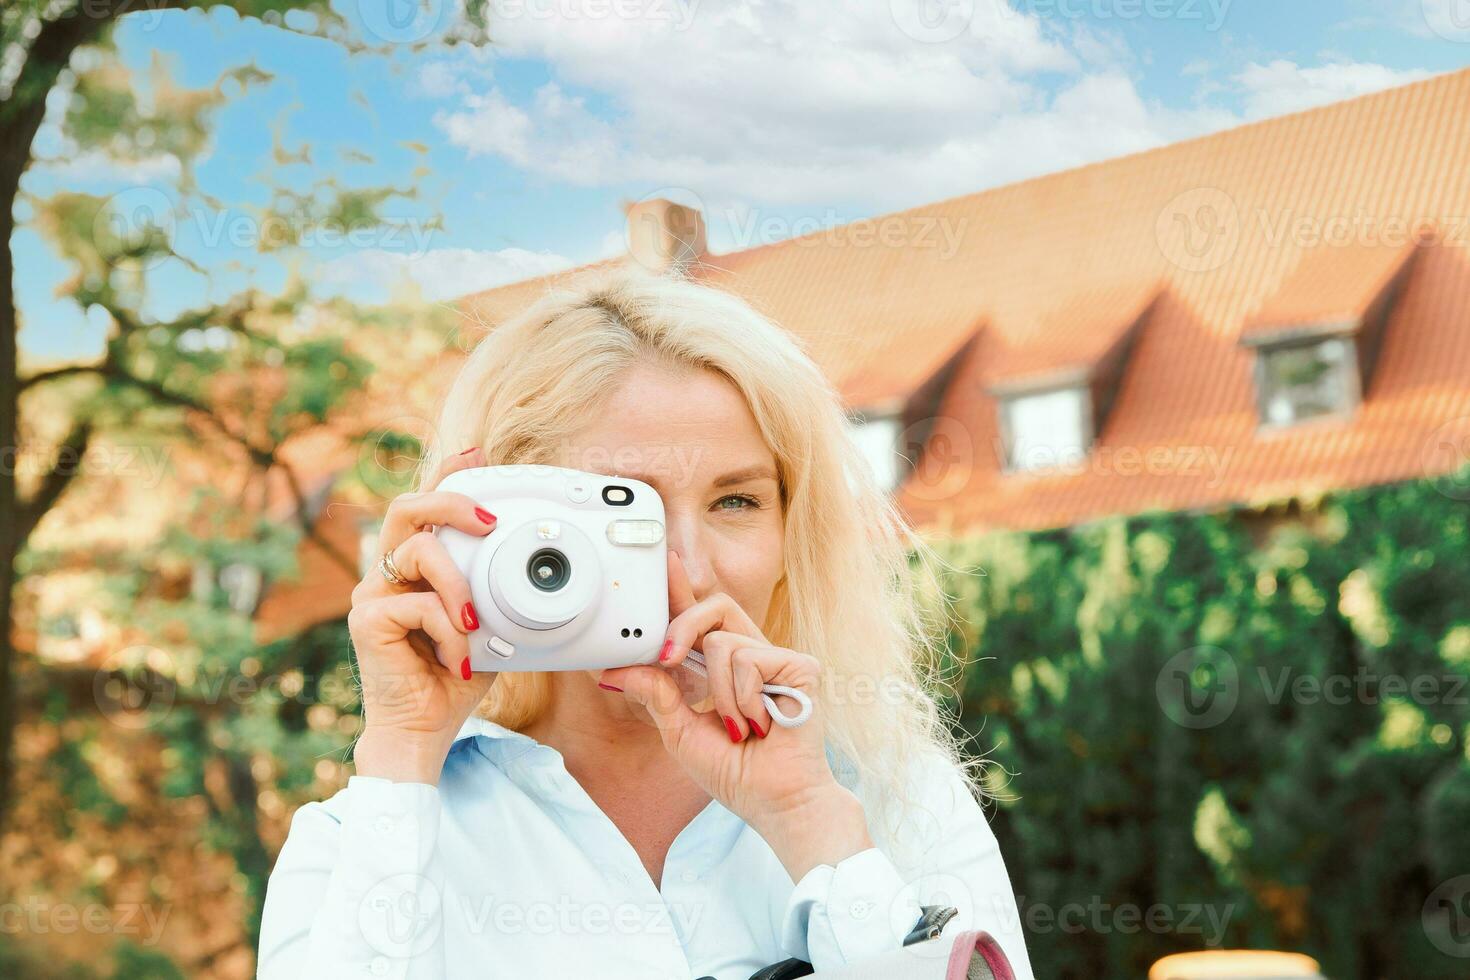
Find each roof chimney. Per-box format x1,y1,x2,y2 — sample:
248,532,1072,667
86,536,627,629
624,197,706,273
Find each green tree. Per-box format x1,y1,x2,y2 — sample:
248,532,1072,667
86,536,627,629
0,0,487,829
2,2,489,971
934,480,1470,979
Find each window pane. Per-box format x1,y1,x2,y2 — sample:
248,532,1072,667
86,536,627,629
1261,339,1351,425
1004,388,1088,471
850,414,903,491
359,520,386,577
218,562,263,615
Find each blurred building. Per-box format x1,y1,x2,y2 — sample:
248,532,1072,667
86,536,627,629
256,67,1470,640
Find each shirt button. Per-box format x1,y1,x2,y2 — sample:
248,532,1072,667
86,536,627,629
374,817,394,835
369,955,389,975
681,870,698,883
598,861,632,885
849,899,873,919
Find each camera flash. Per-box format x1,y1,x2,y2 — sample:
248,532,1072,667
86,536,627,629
606,519,664,546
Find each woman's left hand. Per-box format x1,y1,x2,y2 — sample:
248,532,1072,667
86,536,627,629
597,550,873,881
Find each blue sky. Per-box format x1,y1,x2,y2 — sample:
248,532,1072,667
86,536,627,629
15,0,1470,363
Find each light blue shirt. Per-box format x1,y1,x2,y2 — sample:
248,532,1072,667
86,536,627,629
258,716,1034,979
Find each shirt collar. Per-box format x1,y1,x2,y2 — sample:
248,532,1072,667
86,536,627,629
452,713,858,788
454,714,532,744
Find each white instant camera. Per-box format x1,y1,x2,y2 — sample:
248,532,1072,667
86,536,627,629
433,464,670,672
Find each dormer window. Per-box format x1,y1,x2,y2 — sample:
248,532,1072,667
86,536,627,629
999,386,1090,472
848,409,904,491
988,282,1158,475
1257,337,1358,426
192,558,264,615
841,326,978,495
359,518,385,577
1241,239,1421,429
219,562,264,614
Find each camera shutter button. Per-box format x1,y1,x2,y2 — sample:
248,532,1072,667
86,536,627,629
486,636,515,659
565,479,592,503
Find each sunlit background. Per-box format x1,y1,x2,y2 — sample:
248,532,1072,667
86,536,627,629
4,1,1470,977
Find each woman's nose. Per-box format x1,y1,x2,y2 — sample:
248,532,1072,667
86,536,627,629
665,536,717,599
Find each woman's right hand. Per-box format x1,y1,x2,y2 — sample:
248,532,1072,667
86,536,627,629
347,446,500,784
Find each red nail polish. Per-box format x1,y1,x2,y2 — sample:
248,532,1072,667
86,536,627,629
460,657,472,680
749,718,766,739
598,682,623,692
723,716,742,743
659,638,673,662
461,602,478,631
475,507,496,525
458,447,476,456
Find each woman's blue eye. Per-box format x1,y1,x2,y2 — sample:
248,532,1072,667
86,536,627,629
716,493,761,510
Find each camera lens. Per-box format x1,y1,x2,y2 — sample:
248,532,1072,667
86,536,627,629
526,548,570,592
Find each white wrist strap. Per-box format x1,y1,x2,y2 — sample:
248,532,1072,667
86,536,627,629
678,649,814,728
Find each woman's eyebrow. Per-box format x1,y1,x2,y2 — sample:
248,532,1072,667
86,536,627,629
712,465,779,488
608,464,777,489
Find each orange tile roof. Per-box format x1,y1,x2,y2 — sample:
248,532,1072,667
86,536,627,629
252,486,367,645
1239,238,1421,344
460,259,620,330
983,280,1160,390
460,68,1470,535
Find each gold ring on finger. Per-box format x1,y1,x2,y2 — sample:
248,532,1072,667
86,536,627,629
378,548,410,586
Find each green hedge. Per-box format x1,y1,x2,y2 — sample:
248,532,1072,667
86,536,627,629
933,476,1470,979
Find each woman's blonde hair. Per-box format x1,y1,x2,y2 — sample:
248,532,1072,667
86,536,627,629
413,262,979,847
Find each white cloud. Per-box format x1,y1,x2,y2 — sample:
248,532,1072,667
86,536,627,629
1233,59,1433,120
435,0,1106,211
317,246,572,303
1401,0,1470,42
437,83,620,180
34,150,184,184
430,1,1441,235
413,49,497,99
416,62,468,99
595,228,628,259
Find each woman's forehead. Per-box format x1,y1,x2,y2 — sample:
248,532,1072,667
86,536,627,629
567,371,774,476
563,442,778,492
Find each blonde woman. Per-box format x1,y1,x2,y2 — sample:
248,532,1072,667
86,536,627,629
257,266,1033,979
